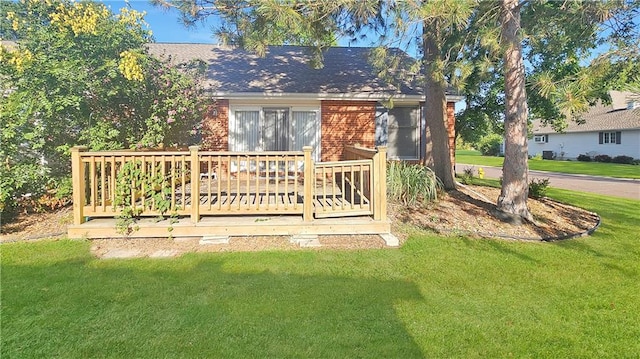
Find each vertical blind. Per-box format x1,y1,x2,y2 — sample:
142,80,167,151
233,111,260,151
232,109,319,157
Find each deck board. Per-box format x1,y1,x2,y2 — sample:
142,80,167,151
68,215,391,239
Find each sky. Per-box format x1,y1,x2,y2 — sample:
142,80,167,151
100,1,221,44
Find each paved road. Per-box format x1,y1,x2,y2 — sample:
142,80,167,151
456,164,640,200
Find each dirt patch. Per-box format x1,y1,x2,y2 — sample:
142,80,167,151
1,185,600,257
389,184,600,242
1,206,72,242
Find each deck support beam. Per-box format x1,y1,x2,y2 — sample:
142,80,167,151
189,146,200,223
71,146,87,225
303,146,314,222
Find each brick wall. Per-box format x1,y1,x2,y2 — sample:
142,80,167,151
321,101,376,161
201,99,229,151
200,99,455,164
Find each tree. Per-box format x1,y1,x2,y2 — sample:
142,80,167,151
496,0,532,221
457,0,638,221
0,0,206,215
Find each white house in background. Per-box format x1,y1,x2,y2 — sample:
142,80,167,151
529,91,640,160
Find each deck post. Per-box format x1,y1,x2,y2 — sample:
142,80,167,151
189,146,200,223
302,146,314,222
71,146,87,225
372,146,387,221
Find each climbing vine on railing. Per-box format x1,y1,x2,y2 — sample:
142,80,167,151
114,161,178,235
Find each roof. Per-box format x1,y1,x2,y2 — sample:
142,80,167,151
531,91,640,134
147,43,460,101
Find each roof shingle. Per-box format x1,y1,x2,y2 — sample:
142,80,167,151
146,43,427,97
531,92,640,134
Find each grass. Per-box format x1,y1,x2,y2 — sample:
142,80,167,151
3,190,640,358
456,149,640,179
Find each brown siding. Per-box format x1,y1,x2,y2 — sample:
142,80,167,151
321,101,376,161
201,99,229,151
447,101,456,166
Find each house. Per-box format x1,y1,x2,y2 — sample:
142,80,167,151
147,43,463,163
529,91,640,160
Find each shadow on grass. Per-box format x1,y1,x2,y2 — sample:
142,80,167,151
2,251,425,358
484,240,541,264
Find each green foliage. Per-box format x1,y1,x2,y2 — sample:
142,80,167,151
476,134,503,156
459,166,475,184
594,154,612,163
0,0,206,215
387,161,442,205
528,178,550,199
114,161,179,235
577,154,592,162
0,162,48,217
612,155,635,165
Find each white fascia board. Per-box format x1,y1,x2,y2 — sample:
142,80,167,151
210,91,464,103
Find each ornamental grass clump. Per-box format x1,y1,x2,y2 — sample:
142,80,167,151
387,161,443,205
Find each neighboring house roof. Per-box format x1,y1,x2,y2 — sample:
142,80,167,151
531,91,640,134
147,43,462,102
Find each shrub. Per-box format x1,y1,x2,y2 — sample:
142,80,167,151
459,167,475,184
387,161,443,205
0,162,50,218
476,134,503,156
529,178,550,199
611,155,634,164
594,154,612,163
577,154,592,162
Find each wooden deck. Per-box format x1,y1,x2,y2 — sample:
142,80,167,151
67,215,391,239
68,145,389,240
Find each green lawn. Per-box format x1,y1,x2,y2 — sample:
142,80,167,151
456,149,640,179
3,190,640,358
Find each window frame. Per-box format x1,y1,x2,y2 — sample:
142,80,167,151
386,105,421,160
228,105,321,160
533,134,548,143
599,131,622,145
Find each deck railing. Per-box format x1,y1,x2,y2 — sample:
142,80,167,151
71,145,387,226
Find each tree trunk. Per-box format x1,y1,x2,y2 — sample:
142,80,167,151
497,0,533,223
423,21,456,190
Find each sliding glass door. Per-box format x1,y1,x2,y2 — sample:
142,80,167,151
230,106,320,160
262,108,289,151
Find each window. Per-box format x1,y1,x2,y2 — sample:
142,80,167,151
599,131,622,145
387,106,420,159
533,135,548,143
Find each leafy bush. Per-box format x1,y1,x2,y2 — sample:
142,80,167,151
459,167,475,184
0,1,206,219
0,163,49,218
387,161,442,205
577,154,592,162
114,161,179,235
594,154,612,163
531,153,543,161
476,134,503,156
611,155,634,164
528,178,550,199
